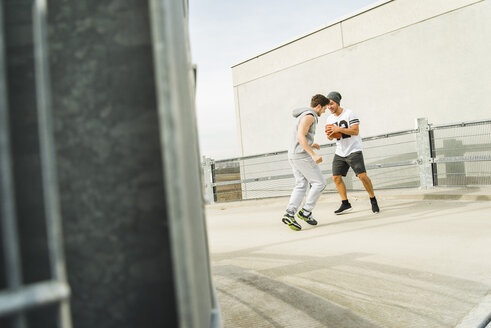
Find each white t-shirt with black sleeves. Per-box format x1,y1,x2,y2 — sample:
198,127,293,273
325,108,362,157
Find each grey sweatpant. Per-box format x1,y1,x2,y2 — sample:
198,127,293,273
286,156,326,214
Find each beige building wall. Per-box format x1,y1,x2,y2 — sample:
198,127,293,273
232,0,491,157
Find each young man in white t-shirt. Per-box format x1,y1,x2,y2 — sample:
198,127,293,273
324,91,380,214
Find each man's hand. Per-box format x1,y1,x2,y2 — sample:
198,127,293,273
325,124,341,135
312,153,322,164
325,126,335,140
312,143,320,150
326,123,359,137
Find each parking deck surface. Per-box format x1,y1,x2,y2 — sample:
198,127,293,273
206,188,491,328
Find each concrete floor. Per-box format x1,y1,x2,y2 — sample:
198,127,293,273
205,188,491,328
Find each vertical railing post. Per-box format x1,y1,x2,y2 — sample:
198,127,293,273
211,160,217,203
32,0,73,326
239,159,248,200
428,126,438,186
0,1,28,326
416,117,434,189
202,157,215,204
150,0,218,324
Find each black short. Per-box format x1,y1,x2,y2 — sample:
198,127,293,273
332,151,366,177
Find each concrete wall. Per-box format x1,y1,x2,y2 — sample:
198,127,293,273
232,0,491,157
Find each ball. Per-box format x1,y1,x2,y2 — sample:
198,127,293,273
325,124,342,139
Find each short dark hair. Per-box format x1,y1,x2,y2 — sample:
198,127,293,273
310,94,329,108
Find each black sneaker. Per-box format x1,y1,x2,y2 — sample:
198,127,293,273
334,202,352,215
282,213,301,231
297,209,318,225
371,198,380,213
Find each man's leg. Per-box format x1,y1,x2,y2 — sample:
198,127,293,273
293,157,325,225
333,175,352,214
283,159,307,230
358,172,379,212
332,155,352,214
357,172,375,198
301,160,326,212
286,159,308,214
333,175,348,200
349,152,380,213
332,154,350,201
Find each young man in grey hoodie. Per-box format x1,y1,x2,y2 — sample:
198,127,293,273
282,94,329,231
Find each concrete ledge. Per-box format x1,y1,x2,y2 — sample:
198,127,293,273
207,187,491,210
371,187,491,202
455,293,491,328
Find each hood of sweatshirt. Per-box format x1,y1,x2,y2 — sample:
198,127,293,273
292,107,318,121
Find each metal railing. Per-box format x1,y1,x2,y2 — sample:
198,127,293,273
430,119,491,187
202,118,491,203
0,1,72,326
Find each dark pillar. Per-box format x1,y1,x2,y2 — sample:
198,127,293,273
47,1,178,327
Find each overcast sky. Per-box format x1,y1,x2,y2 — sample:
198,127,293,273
188,0,378,160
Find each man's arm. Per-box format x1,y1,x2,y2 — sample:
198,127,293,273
297,115,322,163
327,123,359,136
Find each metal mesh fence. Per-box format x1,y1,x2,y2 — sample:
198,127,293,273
432,120,491,186
210,129,421,201
1,1,72,326
354,132,420,190
205,119,491,203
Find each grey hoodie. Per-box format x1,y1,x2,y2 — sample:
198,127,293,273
288,107,318,159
